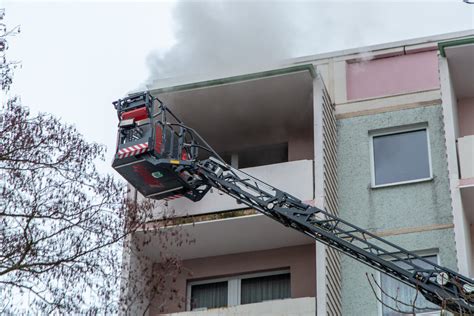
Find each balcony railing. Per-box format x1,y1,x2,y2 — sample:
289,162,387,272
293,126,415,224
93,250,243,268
156,159,314,219
163,297,315,316
458,135,474,180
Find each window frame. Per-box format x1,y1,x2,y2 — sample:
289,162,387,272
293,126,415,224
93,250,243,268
186,269,291,311
369,124,433,188
376,251,440,316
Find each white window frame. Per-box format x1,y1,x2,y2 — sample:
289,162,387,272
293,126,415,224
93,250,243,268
369,124,433,188
186,269,290,311
377,251,440,316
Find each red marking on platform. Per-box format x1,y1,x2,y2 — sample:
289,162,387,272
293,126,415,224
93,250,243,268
121,107,148,121
117,142,148,159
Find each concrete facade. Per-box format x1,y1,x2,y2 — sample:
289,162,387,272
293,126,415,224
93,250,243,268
336,105,457,315
336,105,454,231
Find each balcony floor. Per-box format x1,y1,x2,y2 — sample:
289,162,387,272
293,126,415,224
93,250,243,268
137,213,314,261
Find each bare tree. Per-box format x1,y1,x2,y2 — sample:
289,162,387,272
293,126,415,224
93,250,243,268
0,90,193,315
0,98,125,313
119,210,195,315
0,9,191,314
0,8,20,92
366,273,473,316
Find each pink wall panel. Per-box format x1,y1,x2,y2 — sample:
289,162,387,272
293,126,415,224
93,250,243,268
458,98,474,137
346,51,440,100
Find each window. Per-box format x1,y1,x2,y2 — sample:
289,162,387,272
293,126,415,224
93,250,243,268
190,281,228,310
371,127,432,187
241,273,291,305
380,255,439,316
187,270,291,311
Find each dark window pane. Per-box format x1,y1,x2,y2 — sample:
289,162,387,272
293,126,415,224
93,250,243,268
241,273,291,305
217,143,288,169
238,143,288,169
191,281,228,310
373,129,430,185
381,256,438,315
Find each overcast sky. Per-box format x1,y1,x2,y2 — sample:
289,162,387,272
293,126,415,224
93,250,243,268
2,0,473,175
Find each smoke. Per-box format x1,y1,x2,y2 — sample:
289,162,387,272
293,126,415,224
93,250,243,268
145,0,474,87
145,1,303,84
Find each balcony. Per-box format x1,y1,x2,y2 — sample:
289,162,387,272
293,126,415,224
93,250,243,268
156,159,314,218
144,65,316,220
162,297,315,316
445,40,474,226
123,64,337,315
440,36,474,276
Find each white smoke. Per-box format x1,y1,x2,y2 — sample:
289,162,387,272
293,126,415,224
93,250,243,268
145,0,473,87
145,1,302,84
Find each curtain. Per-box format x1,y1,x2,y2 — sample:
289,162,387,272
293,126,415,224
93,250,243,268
191,281,228,310
241,273,291,305
381,256,439,316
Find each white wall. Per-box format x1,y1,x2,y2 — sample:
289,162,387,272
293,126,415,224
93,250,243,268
154,159,314,218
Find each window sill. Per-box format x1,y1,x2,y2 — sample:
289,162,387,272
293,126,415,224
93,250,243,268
371,177,433,189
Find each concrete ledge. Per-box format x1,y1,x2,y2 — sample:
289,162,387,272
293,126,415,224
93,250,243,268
163,297,316,316
335,90,441,119
373,223,454,238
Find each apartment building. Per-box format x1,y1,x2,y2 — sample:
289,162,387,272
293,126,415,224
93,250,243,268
120,30,474,316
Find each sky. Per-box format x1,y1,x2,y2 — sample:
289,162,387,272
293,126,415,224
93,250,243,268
1,0,473,175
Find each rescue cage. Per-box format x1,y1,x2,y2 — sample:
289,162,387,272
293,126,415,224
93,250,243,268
111,92,216,201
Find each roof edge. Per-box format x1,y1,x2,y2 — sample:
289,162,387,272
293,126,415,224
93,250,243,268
438,37,474,57
149,64,316,95
291,29,474,64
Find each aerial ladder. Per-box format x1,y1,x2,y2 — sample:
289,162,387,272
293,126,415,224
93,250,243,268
112,92,474,314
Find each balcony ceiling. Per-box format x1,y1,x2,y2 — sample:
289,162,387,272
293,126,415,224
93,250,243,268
136,214,313,261
445,43,474,99
151,68,314,152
